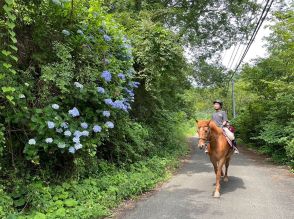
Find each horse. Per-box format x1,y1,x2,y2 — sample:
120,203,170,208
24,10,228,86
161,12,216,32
196,119,234,198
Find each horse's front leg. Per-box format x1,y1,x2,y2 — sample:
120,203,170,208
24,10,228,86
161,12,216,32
214,158,226,198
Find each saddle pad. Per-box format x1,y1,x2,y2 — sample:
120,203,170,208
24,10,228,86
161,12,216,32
222,128,233,148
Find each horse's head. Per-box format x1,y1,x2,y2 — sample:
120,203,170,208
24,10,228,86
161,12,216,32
196,120,211,150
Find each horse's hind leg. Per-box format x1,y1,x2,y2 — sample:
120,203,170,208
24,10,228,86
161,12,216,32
224,157,231,182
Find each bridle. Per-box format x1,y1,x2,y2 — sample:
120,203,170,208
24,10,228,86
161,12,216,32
198,120,211,144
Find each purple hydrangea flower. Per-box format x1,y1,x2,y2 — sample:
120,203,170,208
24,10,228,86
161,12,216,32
81,122,88,129
74,130,82,137
101,70,112,82
129,81,140,88
103,34,111,42
81,130,89,137
61,122,68,129
105,121,114,129
73,137,80,143
93,125,102,133
45,138,53,143
69,107,80,117
104,98,113,106
74,143,83,150
47,121,55,129
69,147,75,154
97,87,105,94
118,73,126,80
64,130,72,137
102,111,110,117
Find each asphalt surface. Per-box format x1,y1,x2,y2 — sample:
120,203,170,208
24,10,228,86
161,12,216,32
116,137,294,219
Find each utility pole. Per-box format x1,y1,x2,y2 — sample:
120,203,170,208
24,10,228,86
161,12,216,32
232,79,236,118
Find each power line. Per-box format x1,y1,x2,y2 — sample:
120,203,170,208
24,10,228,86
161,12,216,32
230,0,274,79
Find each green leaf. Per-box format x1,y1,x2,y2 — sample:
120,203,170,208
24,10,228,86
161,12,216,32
3,63,12,69
8,30,16,37
8,68,16,74
5,0,14,5
2,86,16,93
3,5,12,13
33,212,46,219
6,21,15,29
13,198,26,207
10,55,18,62
9,45,17,51
10,36,17,43
0,74,5,80
64,199,78,207
2,50,11,56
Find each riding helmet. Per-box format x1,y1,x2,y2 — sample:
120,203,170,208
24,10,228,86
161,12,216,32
213,99,223,107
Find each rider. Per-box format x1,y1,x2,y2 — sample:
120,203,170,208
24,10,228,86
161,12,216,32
205,100,239,154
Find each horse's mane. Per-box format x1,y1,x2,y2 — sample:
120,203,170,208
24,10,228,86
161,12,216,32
196,119,222,135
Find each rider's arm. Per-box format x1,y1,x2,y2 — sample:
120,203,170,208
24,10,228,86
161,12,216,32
222,111,228,126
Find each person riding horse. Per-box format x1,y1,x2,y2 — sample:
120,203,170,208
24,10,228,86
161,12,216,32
205,100,239,154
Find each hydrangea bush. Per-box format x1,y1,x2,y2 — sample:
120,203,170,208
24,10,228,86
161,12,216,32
22,1,139,163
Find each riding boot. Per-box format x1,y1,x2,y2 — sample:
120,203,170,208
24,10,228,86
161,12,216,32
232,140,239,154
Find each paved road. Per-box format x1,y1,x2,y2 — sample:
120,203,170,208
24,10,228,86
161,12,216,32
116,137,294,219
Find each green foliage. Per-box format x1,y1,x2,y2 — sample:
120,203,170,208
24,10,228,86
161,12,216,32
234,8,294,167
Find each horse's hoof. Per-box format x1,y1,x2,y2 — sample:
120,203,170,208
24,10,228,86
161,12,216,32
213,191,221,198
224,177,229,182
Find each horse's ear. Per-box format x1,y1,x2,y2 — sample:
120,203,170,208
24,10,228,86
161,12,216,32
195,119,198,123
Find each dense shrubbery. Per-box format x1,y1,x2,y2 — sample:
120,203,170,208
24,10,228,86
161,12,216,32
233,9,294,167
0,0,261,217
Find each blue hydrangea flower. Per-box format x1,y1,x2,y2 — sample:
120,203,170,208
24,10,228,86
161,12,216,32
74,130,82,137
103,34,111,42
97,87,105,94
47,121,55,129
58,142,66,148
77,29,83,35
124,88,135,97
112,100,128,111
129,81,140,88
64,130,72,137
52,104,60,110
69,107,80,117
81,122,88,129
118,73,126,80
45,138,53,143
81,130,89,137
102,111,110,117
62,29,70,36
28,138,36,145
93,125,102,133
61,122,68,129
105,121,114,129
104,98,113,106
74,82,83,89
101,70,112,82
74,143,83,150
73,137,80,143
69,147,76,154
56,128,63,133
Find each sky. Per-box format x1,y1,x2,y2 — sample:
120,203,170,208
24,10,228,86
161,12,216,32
221,19,272,70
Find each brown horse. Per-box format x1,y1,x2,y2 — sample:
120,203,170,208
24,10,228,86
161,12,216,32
196,119,234,198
